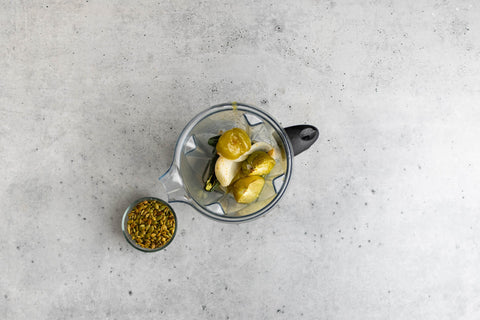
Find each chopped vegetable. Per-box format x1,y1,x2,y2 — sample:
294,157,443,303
216,128,251,160
204,154,220,192
232,176,265,204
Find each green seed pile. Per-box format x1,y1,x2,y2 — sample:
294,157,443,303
127,200,176,249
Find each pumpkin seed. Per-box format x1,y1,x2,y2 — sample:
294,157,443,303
126,199,175,249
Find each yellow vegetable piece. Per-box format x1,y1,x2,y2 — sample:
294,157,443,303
232,176,265,204
216,128,251,160
241,151,275,176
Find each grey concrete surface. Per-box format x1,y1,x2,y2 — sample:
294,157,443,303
2,1,480,319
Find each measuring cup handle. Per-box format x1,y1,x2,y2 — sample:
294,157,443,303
284,125,319,156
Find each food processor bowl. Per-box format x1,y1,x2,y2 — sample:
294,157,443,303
159,103,317,223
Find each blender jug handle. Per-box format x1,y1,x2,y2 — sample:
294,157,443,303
158,164,190,203
285,125,319,156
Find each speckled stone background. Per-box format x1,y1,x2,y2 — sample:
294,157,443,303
2,1,480,319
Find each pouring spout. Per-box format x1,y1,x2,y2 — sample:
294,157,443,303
159,164,190,204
